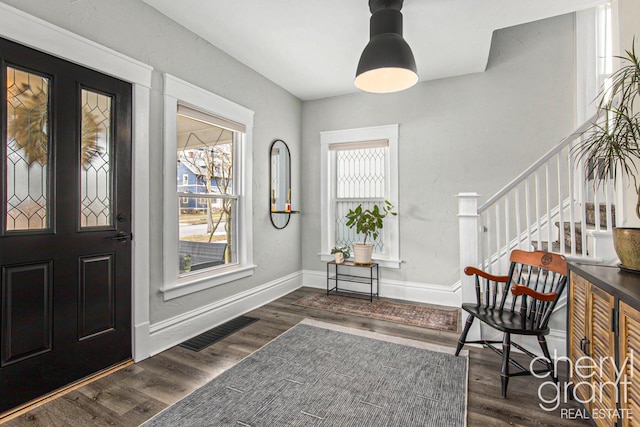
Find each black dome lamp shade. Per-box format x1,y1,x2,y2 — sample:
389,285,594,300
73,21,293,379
355,0,418,93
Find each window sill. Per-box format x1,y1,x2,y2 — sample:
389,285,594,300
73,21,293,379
160,264,257,301
319,253,401,269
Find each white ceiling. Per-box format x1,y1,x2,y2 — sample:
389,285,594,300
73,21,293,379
142,0,606,101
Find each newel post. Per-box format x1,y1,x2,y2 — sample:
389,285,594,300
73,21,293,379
457,192,481,341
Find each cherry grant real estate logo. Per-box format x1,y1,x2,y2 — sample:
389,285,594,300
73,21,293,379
532,350,634,421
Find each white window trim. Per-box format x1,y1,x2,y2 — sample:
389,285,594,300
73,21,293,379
161,74,255,300
319,124,400,269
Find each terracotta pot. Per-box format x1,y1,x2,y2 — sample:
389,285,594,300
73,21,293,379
613,227,640,271
353,242,374,264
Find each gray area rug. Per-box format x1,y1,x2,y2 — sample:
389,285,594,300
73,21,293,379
141,319,468,427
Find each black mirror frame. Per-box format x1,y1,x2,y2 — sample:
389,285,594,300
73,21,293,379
269,139,292,229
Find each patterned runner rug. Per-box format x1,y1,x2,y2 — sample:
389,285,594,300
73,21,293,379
293,293,459,332
141,319,468,427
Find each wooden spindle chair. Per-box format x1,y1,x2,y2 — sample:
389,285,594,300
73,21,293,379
455,249,567,397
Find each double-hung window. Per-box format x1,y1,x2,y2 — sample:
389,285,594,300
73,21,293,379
162,74,255,300
176,103,240,269
320,125,400,268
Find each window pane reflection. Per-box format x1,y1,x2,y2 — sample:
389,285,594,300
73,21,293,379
178,196,237,273
80,89,112,228
6,67,50,231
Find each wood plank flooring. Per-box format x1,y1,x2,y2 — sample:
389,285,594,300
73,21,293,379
2,287,588,426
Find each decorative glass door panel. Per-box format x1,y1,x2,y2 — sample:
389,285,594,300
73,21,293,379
80,88,113,228
0,36,132,414
5,66,50,232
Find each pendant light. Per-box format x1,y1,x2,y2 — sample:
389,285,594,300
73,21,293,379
355,0,418,93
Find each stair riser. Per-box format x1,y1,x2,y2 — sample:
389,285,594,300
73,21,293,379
585,203,616,227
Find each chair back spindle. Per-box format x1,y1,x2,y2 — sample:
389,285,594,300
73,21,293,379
457,249,567,398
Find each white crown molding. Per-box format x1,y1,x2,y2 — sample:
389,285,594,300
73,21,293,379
0,3,152,87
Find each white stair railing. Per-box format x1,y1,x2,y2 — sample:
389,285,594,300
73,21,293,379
458,113,617,277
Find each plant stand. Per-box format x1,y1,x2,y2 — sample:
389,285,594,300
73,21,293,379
326,261,379,302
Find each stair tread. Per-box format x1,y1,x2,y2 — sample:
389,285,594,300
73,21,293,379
555,221,609,231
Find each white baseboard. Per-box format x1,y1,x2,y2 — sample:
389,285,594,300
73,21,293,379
148,271,303,356
302,269,462,308
133,321,151,362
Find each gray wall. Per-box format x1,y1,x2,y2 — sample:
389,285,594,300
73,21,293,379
301,14,576,288
0,0,578,326
0,0,303,324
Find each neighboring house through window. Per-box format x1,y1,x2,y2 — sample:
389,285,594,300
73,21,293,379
162,74,255,300
320,124,400,268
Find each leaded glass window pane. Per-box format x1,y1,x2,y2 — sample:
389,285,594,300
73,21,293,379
333,146,387,254
80,89,113,228
6,67,50,231
336,147,385,198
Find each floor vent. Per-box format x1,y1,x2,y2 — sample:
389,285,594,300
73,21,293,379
178,316,258,352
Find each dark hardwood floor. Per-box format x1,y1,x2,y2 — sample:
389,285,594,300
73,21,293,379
2,287,587,426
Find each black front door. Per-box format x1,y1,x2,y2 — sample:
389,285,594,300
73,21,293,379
0,37,132,413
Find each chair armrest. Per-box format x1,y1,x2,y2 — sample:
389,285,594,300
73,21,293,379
464,267,509,283
510,284,558,302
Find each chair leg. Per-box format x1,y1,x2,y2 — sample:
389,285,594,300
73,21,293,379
455,314,476,356
538,335,556,383
501,333,511,398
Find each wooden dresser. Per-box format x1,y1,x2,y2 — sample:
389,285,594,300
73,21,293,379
569,263,640,427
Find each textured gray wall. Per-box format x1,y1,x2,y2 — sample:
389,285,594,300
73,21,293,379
0,1,578,326
0,0,303,324
301,14,576,288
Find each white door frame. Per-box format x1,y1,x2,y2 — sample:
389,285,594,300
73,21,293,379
0,3,153,361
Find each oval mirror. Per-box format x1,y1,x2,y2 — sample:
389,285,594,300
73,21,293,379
270,139,292,229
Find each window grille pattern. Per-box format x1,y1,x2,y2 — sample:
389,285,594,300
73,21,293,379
336,147,385,198
334,147,386,253
5,67,50,231
80,89,112,228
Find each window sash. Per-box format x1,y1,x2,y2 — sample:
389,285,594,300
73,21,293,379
162,73,255,299
177,103,245,133
329,139,388,151
177,192,237,200
319,124,400,268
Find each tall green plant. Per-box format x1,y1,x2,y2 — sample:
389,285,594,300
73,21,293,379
576,38,640,218
345,200,397,244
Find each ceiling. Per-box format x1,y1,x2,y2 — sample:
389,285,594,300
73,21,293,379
142,0,606,101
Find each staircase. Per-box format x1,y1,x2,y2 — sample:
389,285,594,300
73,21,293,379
457,113,619,278
535,203,616,253
455,113,619,357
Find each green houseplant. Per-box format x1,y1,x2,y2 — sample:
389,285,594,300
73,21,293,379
345,200,396,264
576,39,640,270
330,245,351,263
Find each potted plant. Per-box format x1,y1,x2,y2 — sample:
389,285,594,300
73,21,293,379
576,39,640,270
330,245,351,264
345,200,397,264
